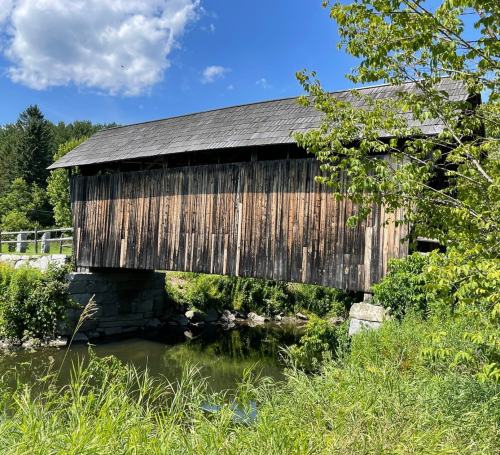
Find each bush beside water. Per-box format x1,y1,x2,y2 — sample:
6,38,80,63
0,263,72,340
287,315,350,371
372,253,431,318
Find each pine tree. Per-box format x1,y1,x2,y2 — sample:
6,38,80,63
0,125,21,196
15,105,53,188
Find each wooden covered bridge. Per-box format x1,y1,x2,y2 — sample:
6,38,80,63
49,79,469,292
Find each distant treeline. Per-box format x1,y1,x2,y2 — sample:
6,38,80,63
0,105,117,231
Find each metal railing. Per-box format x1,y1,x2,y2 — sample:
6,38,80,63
0,227,73,254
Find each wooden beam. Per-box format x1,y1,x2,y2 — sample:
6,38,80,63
144,156,164,170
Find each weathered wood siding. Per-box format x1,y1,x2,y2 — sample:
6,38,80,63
70,158,408,292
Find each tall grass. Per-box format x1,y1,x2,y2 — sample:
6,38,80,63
0,314,499,454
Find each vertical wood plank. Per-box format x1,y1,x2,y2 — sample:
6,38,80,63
70,158,408,291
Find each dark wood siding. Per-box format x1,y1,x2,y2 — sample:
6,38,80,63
70,158,408,292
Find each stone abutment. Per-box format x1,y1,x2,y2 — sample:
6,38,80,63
60,270,165,342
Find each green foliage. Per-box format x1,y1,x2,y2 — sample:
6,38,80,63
0,178,50,231
0,105,118,227
47,138,87,227
0,124,20,196
287,316,349,371
372,253,431,318
295,0,500,377
0,178,50,247
184,274,236,311
165,272,356,317
1,315,500,453
0,211,32,233
51,120,119,149
0,264,72,339
14,105,53,189
286,282,353,317
0,178,40,216
232,277,290,315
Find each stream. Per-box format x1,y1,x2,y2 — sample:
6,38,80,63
0,322,305,392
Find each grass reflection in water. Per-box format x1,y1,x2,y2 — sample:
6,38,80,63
0,322,304,393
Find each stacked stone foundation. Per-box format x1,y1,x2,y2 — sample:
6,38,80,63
60,270,165,341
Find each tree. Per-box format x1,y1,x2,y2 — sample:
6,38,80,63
15,105,53,188
51,120,119,152
47,138,87,227
0,124,21,196
0,178,48,234
0,106,117,201
295,1,500,379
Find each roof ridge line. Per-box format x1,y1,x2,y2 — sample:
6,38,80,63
97,78,448,134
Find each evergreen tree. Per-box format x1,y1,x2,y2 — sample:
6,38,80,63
0,125,21,196
15,105,53,188
0,106,119,226
51,120,119,152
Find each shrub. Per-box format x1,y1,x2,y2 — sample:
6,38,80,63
287,316,349,371
372,253,431,318
184,274,236,311
232,277,290,315
287,283,357,318
0,263,72,339
165,277,188,307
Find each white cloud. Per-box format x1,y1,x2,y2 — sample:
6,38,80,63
256,78,272,89
227,84,234,90
0,0,14,24
0,0,201,96
210,23,215,32
202,65,230,83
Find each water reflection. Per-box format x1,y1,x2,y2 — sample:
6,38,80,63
0,322,303,393
202,401,258,424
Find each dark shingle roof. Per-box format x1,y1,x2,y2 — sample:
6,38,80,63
48,78,470,169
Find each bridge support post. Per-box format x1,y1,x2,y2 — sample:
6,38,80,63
60,270,165,341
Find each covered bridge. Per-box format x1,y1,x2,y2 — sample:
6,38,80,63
49,78,470,292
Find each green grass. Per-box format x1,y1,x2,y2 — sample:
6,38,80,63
0,242,72,255
0,314,499,454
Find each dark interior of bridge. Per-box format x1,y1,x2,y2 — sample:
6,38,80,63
77,143,310,177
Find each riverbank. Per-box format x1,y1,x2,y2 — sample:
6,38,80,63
0,314,498,454
0,264,356,347
164,271,358,319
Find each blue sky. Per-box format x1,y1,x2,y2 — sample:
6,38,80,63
0,0,359,126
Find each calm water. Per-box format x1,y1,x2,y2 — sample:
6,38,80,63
0,322,304,392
